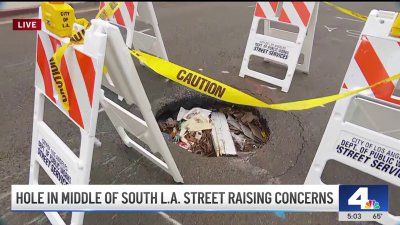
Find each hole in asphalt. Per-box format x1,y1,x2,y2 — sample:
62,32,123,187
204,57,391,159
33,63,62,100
155,96,270,157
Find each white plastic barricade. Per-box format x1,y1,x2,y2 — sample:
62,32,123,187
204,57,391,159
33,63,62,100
99,20,183,183
29,9,183,225
99,2,168,60
31,8,107,225
305,10,400,225
239,2,319,92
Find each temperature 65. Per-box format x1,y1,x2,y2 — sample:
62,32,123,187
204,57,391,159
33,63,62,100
373,213,383,220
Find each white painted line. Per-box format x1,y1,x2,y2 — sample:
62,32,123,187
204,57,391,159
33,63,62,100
138,28,151,33
0,19,14,25
221,70,230,74
4,60,32,68
260,85,277,90
320,104,326,108
158,212,183,225
0,191,11,201
346,29,361,38
247,5,256,8
346,29,361,35
335,16,364,23
0,7,98,25
23,215,48,225
323,25,337,32
198,68,203,71
102,156,117,166
347,34,359,38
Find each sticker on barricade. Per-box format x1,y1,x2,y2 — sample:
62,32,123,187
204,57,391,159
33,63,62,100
335,131,400,180
252,37,293,61
36,131,74,185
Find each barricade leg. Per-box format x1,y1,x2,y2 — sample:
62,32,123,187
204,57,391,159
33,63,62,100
296,3,319,74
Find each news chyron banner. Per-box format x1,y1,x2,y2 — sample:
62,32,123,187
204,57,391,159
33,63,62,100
12,185,388,222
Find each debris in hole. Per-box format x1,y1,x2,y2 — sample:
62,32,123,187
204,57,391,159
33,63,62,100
211,112,237,156
158,106,268,157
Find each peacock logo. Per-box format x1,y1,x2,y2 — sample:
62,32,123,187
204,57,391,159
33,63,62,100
365,200,380,210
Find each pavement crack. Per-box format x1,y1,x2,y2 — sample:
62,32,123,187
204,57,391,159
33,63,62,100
111,156,145,184
273,112,306,178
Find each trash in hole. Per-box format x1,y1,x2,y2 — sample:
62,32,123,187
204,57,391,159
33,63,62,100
158,106,268,157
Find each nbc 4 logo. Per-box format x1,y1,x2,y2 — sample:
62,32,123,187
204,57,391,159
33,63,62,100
348,187,380,210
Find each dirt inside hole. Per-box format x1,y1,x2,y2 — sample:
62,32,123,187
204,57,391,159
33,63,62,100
156,97,270,157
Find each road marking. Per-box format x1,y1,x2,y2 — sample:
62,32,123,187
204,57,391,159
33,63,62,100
0,19,14,25
23,214,48,225
0,191,10,201
346,29,361,38
347,34,359,38
4,60,33,68
324,25,337,32
158,212,183,225
102,156,117,166
0,7,98,25
260,84,277,90
221,70,230,74
138,28,151,33
198,68,203,71
247,5,255,8
335,16,364,23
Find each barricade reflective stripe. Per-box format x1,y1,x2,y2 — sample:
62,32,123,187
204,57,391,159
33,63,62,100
255,2,315,27
100,2,137,29
354,36,400,105
36,35,56,103
36,32,98,129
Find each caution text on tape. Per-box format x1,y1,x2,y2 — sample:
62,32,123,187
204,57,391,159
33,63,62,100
130,49,400,111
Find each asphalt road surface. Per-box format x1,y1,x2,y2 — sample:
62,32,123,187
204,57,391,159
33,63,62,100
1,2,400,225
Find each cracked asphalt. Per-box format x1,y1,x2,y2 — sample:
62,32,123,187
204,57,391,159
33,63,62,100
1,2,400,225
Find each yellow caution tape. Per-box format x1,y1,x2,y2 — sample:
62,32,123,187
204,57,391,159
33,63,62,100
130,49,400,111
49,2,399,112
50,43,70,110
324,2,367,21
96,2,122,20
49,22,87,111
391,13,400,37
48,2,122,111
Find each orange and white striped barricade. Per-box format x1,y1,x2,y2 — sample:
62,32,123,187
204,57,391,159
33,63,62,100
99,2,168,59
99,19,183,183
239,2,319,92
305,10,400,225
30,9,183,225
30,8,107,225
